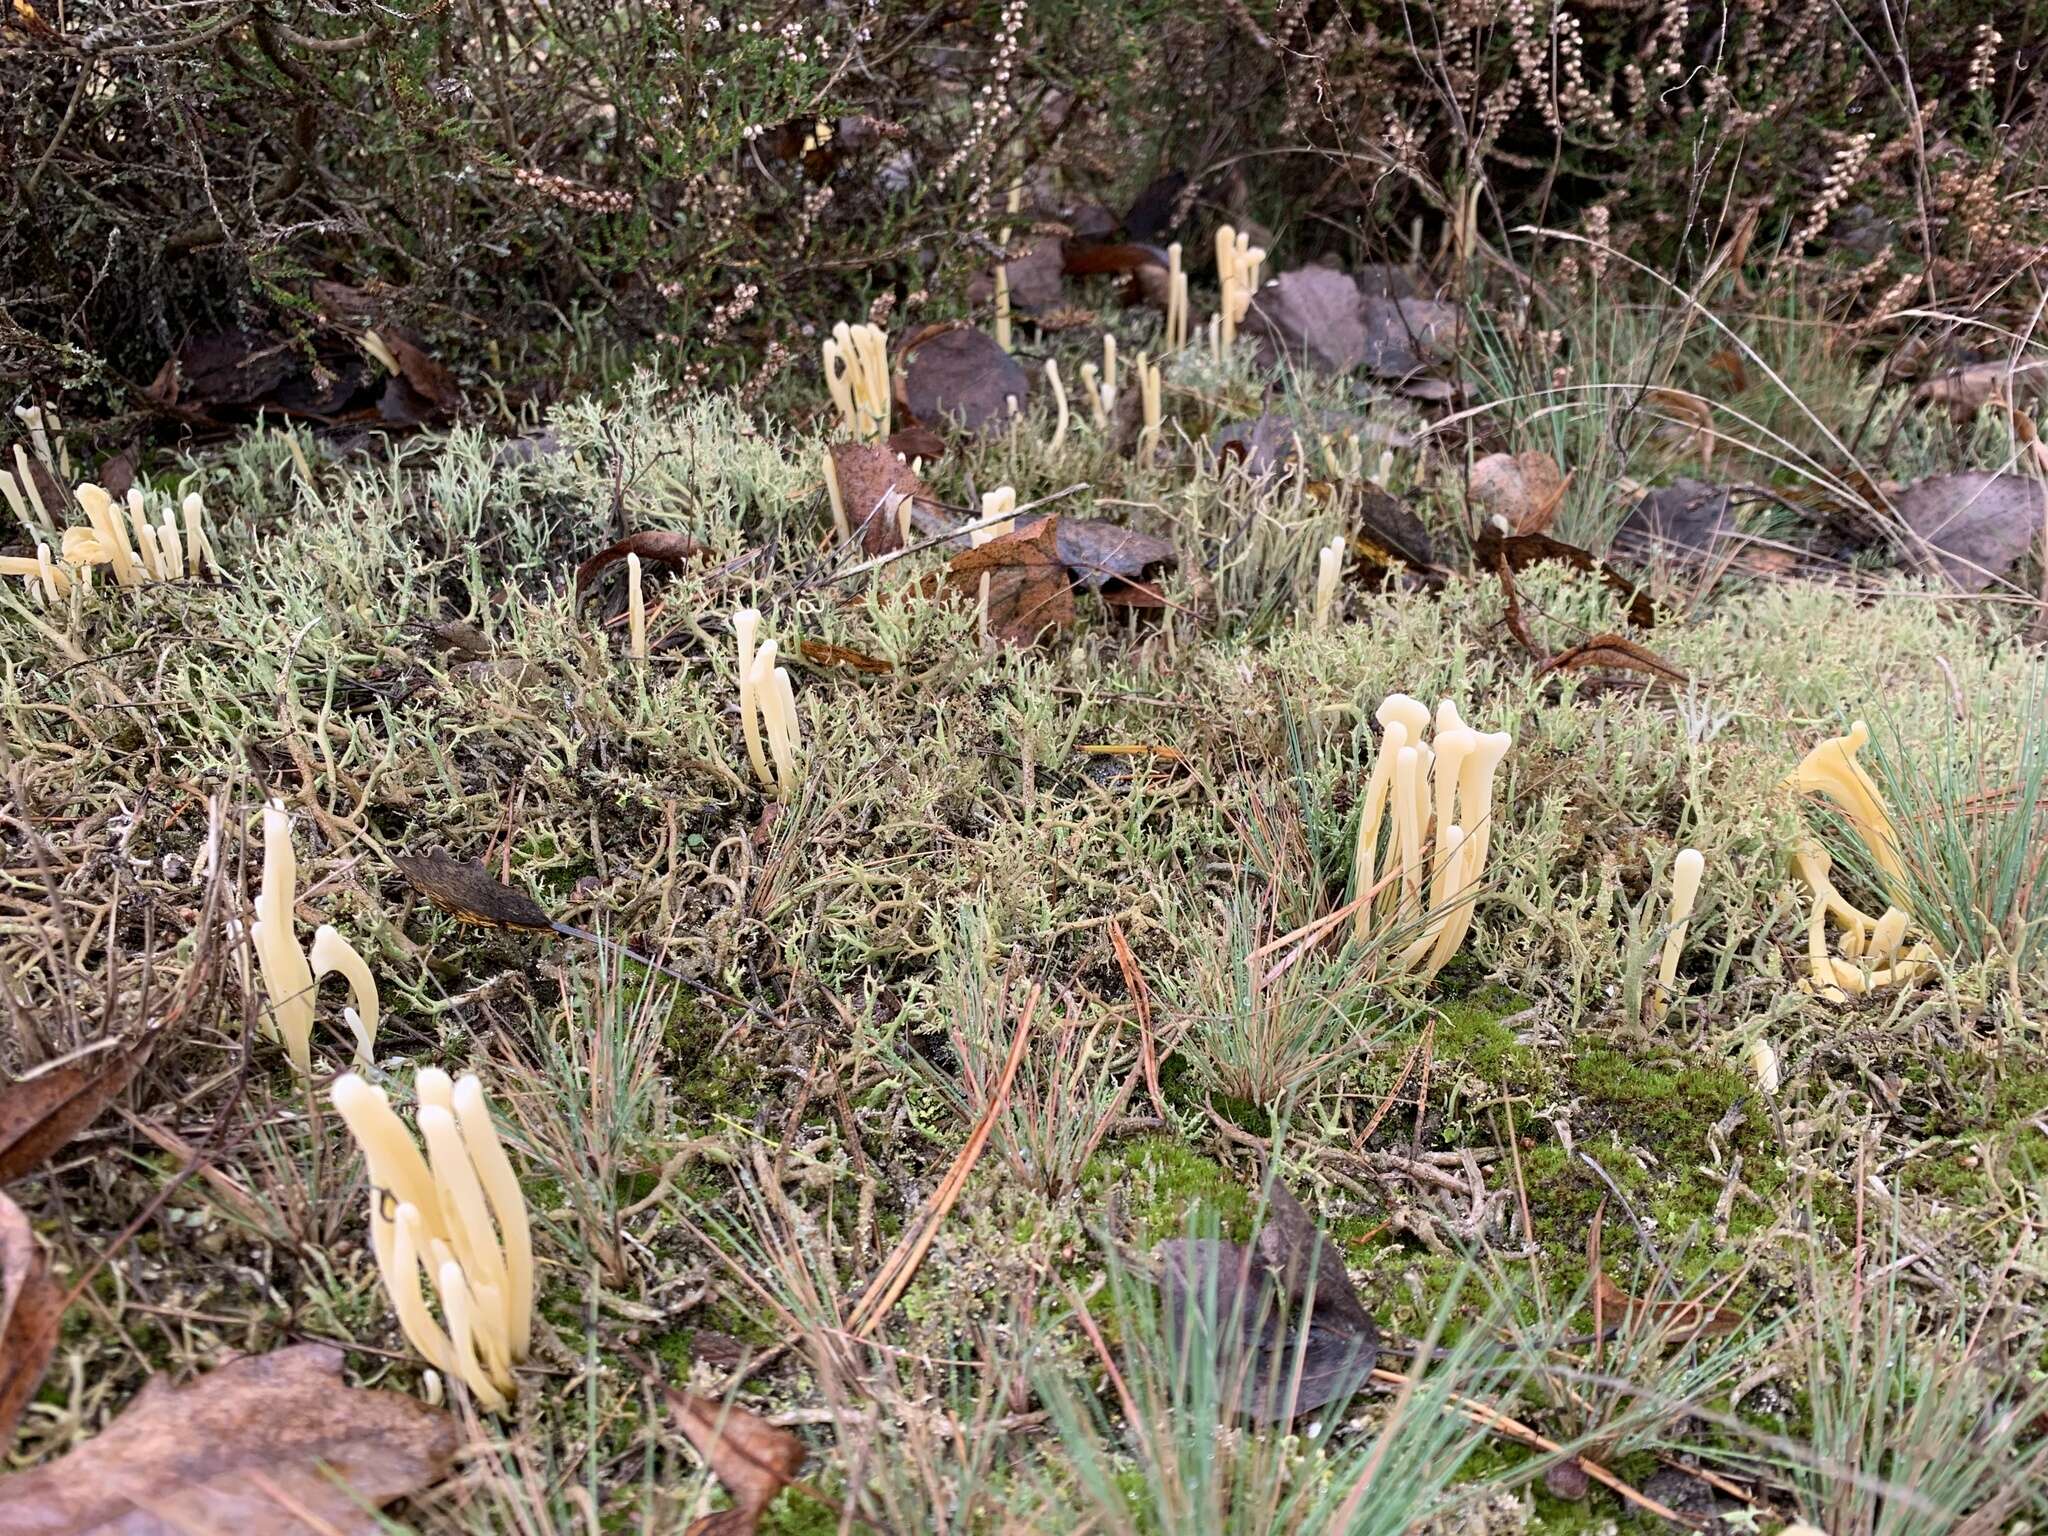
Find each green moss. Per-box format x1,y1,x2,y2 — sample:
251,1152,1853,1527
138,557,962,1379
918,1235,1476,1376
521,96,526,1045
1083,1134,1255,1245
1432,988,1539,1091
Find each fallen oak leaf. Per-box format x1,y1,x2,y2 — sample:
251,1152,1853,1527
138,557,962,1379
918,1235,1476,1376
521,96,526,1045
1472,527,1658,630
1591,1274,1742,1346
0,1343,457,1535
1537,633,1688,686
660,1384,807,1536
900,326,1029,438
946,516,1075,645
390,850,558,932
0,1038,145,1186
799,639,892,674
573,530,715,600
0,1192,61,1446
829,442,941,556
1889,470,2046,593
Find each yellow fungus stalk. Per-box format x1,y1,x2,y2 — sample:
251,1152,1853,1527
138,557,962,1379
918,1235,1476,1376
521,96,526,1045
823,321,891,441
1783,721,1903,883
1045,359,1069,455
732,608,774,789
74,484,137,587
1138,354,1163,457
626,552,647,661
310,924,379,1065
1652,848,1705,1018
1312,536,1344,632
823,450,849,542
333,1071,531,1412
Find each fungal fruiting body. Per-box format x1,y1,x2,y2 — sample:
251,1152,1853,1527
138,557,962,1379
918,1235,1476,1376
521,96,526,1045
749,639,803,800
1044,360,1070,456
1214,225,1267,353
1783,721,1903,883
626,552,647,661
1782,723,1930,1000
822,322,891,441
823,451,850,543
331,1071,533,1411
74,484,138,587
973,488,1019,639
1078,363,1109,431
1138,355,1163,458
1351,694,1511,979
1651,848,1705,1019
1312,537,1344,631
1165,243,1189,353
732,608,774,789
250,802,377,1074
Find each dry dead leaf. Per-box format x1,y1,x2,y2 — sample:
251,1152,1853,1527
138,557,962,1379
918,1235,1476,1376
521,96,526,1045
573,529,715,598
1020,513,1176,592
1361,296,1460,393
1155,1182,1380,1422
1472,528,1658,629
900,327,1029,438
1614,478,1743,560
1538,633,1688,686
1913,359,2048,421
0,1041,144,1186
0,1192,61,1446
947,516,1075,645
800,639,892,674
1644,388,1716,466
966,238,1067,314
1891,470,2047,592
0,1344,457,1535
1591,1274,1741,1345
1241,267,1369,375
661,1387,806,1536
390,851,559,932
883,425,947,464
1470,451,1567,535
830,442,937,555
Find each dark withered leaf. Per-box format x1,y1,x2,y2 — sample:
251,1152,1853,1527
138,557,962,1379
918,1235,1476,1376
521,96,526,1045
901,328,1029,438
574,530,715,598
1473,527,1658,630
947,516,1075,645
1614,478,1743,560
1538,633,1688,686
1242,267,1369,376
1891,471,2046,593
390,852,557,932
1155,1182,1380,1423
0,1040,144,1186
1014,513,1176,592
1,1190,62,1444
800,639,892,674
830,442,937,556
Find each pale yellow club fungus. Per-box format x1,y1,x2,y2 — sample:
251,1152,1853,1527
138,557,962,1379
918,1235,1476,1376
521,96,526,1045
1214,225,1266,352
823,450,850,543
822,321,891,441
1312,536,1344,632
251,802,375,1073
155,508,185,582
1165,242,1189,353
626,552,648,661
1044,360,1069,456
994,181,1020,353
731,608,774,790
1788,839,1931,1001
973,487,1018,638
1351,693,1511,980
13,403,55,479
331,1070,533,1411
311,924,380,1063
73,483,138,587
0,547,70,604
1783,721,1903,883
1137,354,1163,458
182,492,220,577
0,462,36,541
1652,847,1705,1020
126,487,163,581
749,639,801,800
12,446,53,534
1749,1037,1781,1096
1078,363,1109,431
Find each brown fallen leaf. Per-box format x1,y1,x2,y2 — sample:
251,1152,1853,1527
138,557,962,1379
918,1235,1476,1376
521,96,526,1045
1890,470,2047,593
1614,478,1744,561
1472,528,1658,629
1591,1274,1742,1345
0,1192,61,1446
423,618,492,659
1913,358,2048,422
1361,296,1460,393
1643,387,1717,467
947,516,1076,645
1241,267,1370,376
1470,451,1567,535
96,446,138,502
799,639,892,674
883,425,947,464
0,1040,144,1186
573,530,715,599
1704,347,1749,395
830,442,938,556
1014,513,1176,592
965,237,1068,315
661,1386,806,1536
390,851,558,932
1538,633,1688,686
0,1344,457,1534
1155,1181,1380,1422
900,326,1029,438
376,330,463,426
